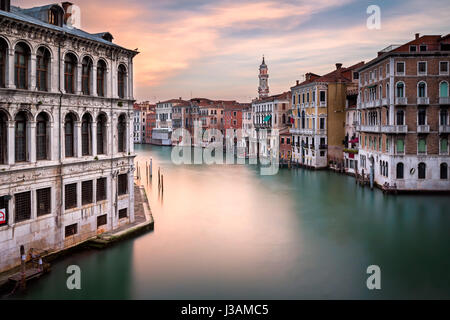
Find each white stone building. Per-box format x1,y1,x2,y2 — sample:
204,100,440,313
250,92,290,158
133,104,142,143
0,2,138,272
152,98,186,145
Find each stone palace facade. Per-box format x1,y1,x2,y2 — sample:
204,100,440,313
0,1,138,272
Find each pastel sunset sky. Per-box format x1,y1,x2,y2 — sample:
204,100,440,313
14,0,450,103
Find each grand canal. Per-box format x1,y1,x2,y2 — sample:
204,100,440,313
15,144,450,299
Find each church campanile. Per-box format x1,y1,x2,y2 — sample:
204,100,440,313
258,56,269,99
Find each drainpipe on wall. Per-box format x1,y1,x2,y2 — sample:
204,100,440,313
110,53,117,231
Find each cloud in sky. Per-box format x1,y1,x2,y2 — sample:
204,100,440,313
13,0,450,102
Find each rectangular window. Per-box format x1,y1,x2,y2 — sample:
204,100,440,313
96,177,107,201
36,187,51,217
65,223,77,237
396,139,404,153
97,214,107,228
409,45,417,52
0,196,9,226
118,208,127,219
353,72,359,80
319,118,325,129
65,183,77,210
319,91,326,103
15,191,31,223
82,180,93,205
419,45,427,52
118,174,128,195
418,138,426,154
441,138,448,153
396,62,405,75
418,62,427,74
440,61,449,74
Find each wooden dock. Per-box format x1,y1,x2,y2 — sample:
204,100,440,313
8,265,50,283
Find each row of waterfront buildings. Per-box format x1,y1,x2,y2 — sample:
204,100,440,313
0,1,137,272
134,33,450,193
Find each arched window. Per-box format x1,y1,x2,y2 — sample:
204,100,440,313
36,112,49,160
0,110,7,164
441,163,448,179
118,114,126,152
386,83,390,99
282,114,286,124
97,60,106,97
81,57,92,95
81,113,92,156
0,38,7,88
396,109,404,125
396,162,404,179
97,114,107,155
418,81,426,97
418,162,426,179
396,82,404,97
15,111,28,162
15,42,30,89
64,53,77,94
36,47,50,91
118,64,126,98
440,81,449,97
64,113,76,157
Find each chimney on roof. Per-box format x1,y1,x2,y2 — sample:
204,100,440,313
296,80,299,85
415,33,420,40
179,97,182,100
336,63,343,70
0,0,10,12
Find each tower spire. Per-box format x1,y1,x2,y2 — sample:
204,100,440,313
258,56,269,99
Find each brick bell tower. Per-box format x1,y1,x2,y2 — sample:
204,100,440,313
258,55,269,99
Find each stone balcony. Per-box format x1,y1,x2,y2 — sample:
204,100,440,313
417,97,429,105
439,125,450,133
439,97,450,105
395,97,408,105
417,125,430,133
382,98,390,106
359,125,380,133
375,99,382,107
381,125,408,134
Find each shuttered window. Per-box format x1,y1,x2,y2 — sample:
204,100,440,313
65,183,77,210
36,187,51,216
96,177,107,201
81,180,93,205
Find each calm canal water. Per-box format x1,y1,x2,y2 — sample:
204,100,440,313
14,144,450,299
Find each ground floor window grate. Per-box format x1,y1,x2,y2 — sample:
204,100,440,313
82,180,93,205
96,177,107,201
118,208,127,219
36,188,51,216
65,223,77,237
15,191,31,223
97,214,107,227
65,183,77,210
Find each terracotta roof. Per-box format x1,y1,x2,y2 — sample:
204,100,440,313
255,92,291,103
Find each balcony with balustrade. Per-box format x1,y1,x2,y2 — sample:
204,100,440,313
395,97,408,105
359,125,381,133
439,97,450,105
417,125,430,133
417,97,429,105
381,125,408,134
439,125,450,133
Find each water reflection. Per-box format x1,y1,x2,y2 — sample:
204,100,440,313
14,144,450,299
